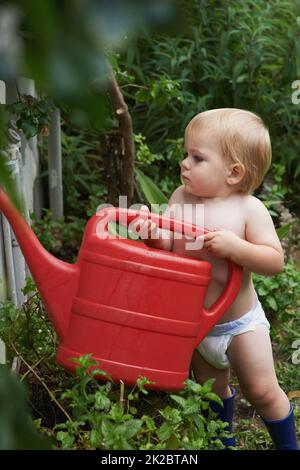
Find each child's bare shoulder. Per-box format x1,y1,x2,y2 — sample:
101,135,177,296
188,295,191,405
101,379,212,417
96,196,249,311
242,195,281,247
242,194,270,218
168,185,187,204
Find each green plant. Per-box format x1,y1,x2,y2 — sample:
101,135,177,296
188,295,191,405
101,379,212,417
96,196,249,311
253,262,300,317
235,418,273,450
260,163,289,218
135,168,168,209
135,133,163,165
0,277,56,362
135,75,184,109
31,209,85,262
118,0,300,210
253,262,300,376
54,355,232,450
60,127,107,217
6,96,55,139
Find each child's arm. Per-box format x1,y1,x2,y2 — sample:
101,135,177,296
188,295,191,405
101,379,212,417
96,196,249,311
204,196,284,276
233,197,284,275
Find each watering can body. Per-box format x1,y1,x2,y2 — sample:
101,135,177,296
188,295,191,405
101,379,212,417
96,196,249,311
0,190,242,391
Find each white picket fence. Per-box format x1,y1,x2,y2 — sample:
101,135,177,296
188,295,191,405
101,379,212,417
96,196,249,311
0,78,64,364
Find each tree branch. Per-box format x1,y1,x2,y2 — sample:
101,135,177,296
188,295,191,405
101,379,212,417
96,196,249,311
107,64,135,206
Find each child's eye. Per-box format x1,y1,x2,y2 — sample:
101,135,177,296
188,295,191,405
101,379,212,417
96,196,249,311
182,153,204,162
193,155,204,162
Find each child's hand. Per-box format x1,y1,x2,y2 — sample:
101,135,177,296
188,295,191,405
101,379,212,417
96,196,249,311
203,229,241,259
130,205,160,242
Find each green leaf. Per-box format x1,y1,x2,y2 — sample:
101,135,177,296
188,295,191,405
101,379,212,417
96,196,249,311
183,379,202,394
201,379,215,394
90,429,102,448
0,156,23,212
232,59,245,87
142,415,156,432
56,431,75,449
170,395,186,408
207,420,219,434
276,222,295,240
109,403,124,422
157,422,173,441
236,73,248,84
181,401,200,415
267,297,278,311
159,406,181,423
119,419,143,439
257,286,268,296
193,414,205,432
205,393,223,407
135,168,168,208
95,391,111,411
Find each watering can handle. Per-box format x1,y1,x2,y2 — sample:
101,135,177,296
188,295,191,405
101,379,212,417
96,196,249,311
97,207,243,338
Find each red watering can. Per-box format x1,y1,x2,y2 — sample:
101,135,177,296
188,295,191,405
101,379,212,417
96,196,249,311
0,189,242,390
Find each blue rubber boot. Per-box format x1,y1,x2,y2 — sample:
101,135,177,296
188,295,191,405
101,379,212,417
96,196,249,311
208,387,237,449
262,403,299,450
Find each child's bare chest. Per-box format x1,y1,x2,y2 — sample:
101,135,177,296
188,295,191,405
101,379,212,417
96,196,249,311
171,194,246,284
170,190,253,318
171,194,246,242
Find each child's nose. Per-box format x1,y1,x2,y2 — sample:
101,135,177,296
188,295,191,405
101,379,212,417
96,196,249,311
182,157,191,170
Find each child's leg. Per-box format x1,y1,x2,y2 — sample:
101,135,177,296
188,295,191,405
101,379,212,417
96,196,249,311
227,324,290,420
191,349,231,398
192,349,237,448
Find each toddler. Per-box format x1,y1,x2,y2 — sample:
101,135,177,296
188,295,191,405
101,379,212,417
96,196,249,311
132,108,299,450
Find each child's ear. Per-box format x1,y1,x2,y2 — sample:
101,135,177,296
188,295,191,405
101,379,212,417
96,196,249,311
226,163,245,186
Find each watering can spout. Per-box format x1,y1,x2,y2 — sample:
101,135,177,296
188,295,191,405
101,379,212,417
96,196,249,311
0,189,79,339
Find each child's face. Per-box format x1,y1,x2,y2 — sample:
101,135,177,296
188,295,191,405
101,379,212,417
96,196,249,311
181,131,230,198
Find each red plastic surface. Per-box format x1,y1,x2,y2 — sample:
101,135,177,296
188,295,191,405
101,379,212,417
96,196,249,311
0,191,243,390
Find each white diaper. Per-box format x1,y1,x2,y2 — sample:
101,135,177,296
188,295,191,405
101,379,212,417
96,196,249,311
196,295,270,370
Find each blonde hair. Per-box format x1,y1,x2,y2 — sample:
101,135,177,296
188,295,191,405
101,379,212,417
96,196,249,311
185,108,272,194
